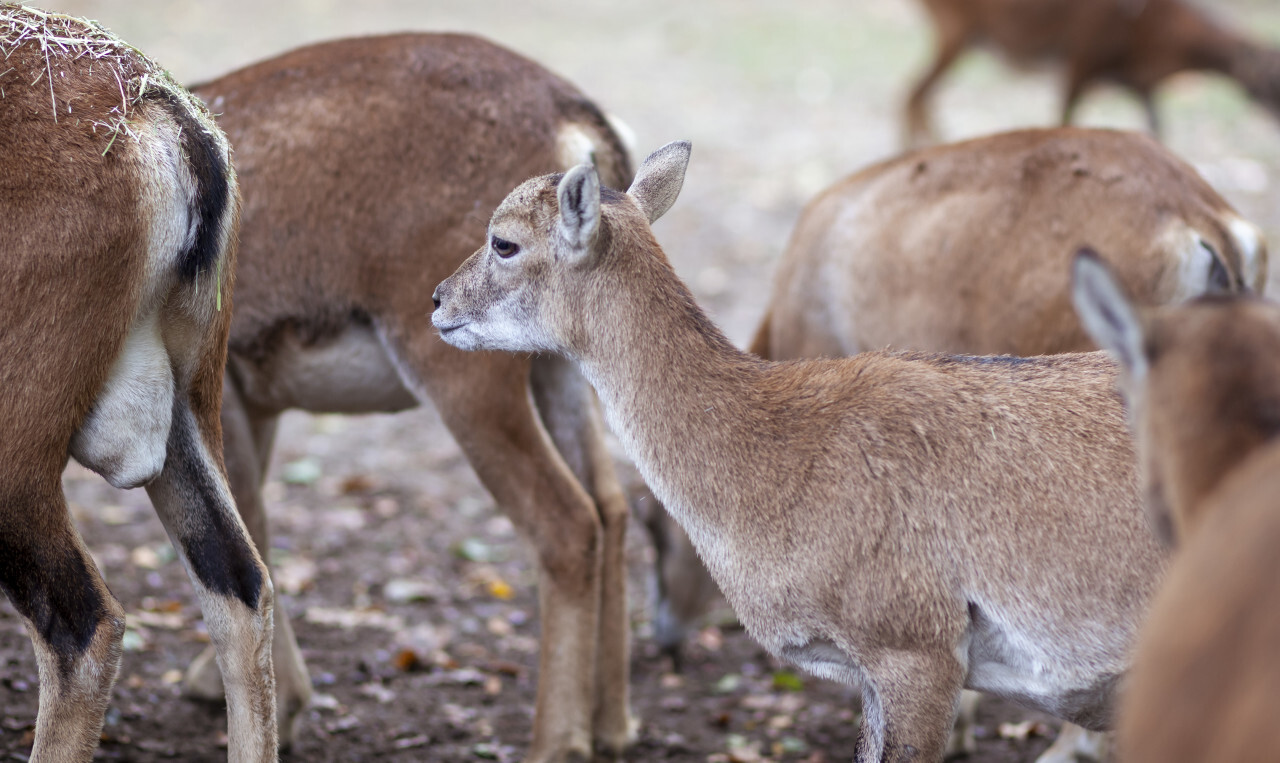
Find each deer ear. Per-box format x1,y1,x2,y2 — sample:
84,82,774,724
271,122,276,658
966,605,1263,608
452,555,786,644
1072,247,1148,382
628,141,691,224
557,163,601,262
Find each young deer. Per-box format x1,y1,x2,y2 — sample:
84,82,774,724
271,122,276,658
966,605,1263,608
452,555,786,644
0,6,274,762
1075,253,1280,762
179,34,634,759
644,125,1264,761
905,0,1280,146
433,142,1170,762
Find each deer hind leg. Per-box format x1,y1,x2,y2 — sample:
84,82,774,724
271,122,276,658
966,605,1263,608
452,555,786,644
146,393,277,763
1035,724,1110,763
904,12,970,149
183,373,309,748
530,355,634,757
639,486,724,670
0,488,126,763
417,346,601,763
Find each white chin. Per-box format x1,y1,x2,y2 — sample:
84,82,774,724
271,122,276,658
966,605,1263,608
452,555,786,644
436,327,481,351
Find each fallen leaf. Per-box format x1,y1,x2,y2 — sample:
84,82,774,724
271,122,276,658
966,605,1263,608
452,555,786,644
714,674,742,694
486,616,513,637
998,720,1051,741
393,648,424,672
393,734,430,750
304,606,404,631
453,538,496,563
359,682,396,703
280,458,323,485
325,715,361,734
275,556,317,595
128,610,185,630
121,629,148,652
772,670,805,692
486,578,515,600
339,474,375,494
384,578,443,603
697,626,724,652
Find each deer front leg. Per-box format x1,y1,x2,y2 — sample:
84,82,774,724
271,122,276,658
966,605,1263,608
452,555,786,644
857,651,968,763
183,373,310,748
423,348,602,763
531,355,634,757
0,486,127,763
146,396,277,762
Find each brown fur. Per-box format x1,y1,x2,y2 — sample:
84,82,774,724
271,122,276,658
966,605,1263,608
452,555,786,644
433,147,1170,762
1074,268,1280,762
905,0,1280,146
656,126,1262,762
758,127,1265,360
0,6,273,761
187,33,635,759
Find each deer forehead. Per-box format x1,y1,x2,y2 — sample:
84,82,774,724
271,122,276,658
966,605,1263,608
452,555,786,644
490,176,560,232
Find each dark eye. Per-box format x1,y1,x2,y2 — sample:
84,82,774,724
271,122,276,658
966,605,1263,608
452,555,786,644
492,236,519,258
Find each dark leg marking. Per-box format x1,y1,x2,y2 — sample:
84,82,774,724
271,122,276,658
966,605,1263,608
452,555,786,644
166,399,263,609
0,524,107,679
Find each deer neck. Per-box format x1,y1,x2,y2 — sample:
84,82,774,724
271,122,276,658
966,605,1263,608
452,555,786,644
571,251,765,540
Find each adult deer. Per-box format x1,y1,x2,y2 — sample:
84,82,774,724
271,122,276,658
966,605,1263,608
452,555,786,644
1075,252,1280,762
905,0,1280,146
180,34,634,760
0,5,274,762
432,142,1171,762
643,126,1264,761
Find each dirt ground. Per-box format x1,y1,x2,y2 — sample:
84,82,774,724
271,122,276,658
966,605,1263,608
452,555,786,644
4,1,1280,761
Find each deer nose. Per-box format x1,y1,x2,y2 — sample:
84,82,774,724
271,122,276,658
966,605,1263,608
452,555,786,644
431,287,442,310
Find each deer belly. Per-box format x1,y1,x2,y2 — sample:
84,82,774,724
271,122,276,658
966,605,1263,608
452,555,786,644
965,611,1121,730
70,312,174,489
230,322,417,414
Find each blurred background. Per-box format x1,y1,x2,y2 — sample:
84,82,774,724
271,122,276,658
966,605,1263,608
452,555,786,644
3,1,1279,760
46,0,1280,336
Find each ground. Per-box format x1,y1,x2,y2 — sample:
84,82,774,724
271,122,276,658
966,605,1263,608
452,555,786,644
4,0,1280,761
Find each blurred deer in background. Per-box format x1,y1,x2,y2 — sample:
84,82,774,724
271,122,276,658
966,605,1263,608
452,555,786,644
182,34,635,761
641,127,1265,761
1075,251,1280,763
904,0,1280,147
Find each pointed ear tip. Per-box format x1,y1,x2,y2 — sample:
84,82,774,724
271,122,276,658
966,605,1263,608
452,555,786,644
1071,248,1110,282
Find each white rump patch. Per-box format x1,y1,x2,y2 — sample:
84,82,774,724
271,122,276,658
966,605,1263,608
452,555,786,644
70,312,174,489
556,122,600,170
1226,216,1267,293
1156,224,1219,302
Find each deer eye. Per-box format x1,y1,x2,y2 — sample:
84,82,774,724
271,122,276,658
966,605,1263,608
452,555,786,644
491,236,519,258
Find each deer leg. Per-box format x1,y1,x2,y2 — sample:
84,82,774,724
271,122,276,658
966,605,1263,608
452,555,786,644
0,486,126,763
184,373,307,747
530,355,634,757
417,347,601,763
640,486,725,670
1138,90,1162,137
1060,64,1099,126
904,22,969,149
857,652,967,763
945,690,981,758
1035,723,1110,763
145,394,277,763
